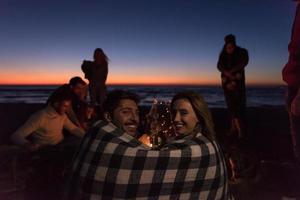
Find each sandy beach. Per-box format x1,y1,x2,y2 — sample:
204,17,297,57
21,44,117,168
0,103,299,199
0,103,292,157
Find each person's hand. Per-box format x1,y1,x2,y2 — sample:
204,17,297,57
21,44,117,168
226,81,237,91
224,71,235,81
235,73,242,80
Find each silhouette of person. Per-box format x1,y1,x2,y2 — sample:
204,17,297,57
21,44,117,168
217,34,249,139
282,0,300,164
81,48,109,107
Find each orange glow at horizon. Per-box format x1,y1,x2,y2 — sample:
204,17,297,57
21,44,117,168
0,73,283,86
0,71,77,85
0,66,284,86
0,73,219,85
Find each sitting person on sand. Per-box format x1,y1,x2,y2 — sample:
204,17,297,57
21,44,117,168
11,87,85,151
47,77,88,128
75,101,97,131
64,90,228,199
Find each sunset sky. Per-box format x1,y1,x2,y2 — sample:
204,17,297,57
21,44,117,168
0,0,296,85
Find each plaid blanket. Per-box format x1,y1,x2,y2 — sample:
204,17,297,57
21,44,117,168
65,120,228,200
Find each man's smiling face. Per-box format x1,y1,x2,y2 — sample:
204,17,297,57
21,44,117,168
112,99,139,137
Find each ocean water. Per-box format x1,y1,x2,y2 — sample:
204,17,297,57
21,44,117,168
0,85,286,108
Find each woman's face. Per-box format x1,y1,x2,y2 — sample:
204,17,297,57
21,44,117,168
172,99,199,135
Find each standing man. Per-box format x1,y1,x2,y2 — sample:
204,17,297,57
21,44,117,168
81,48,109,107
282,0,300,164
217,34,249,138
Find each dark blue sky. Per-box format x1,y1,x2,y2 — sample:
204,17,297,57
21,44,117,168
0,0,296,84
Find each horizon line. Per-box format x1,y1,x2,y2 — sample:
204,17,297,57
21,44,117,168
0,83,285,87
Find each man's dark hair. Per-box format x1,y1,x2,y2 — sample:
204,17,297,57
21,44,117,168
103,90,140,116
224,34,236,45
69,76,86,87
47,84,72,106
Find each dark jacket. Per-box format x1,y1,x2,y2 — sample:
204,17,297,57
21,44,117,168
81,60,108,85
217,46,249,74
81,60,94,80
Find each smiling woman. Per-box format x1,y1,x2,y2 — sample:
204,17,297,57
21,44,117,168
171,91,216,141
172,98,199,135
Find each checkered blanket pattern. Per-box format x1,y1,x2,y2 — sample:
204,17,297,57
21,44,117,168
65,120,228,200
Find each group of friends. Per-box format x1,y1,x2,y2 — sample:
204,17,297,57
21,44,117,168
8,1,300,198
10,47,231,199
65,90,228,199
10,48,109,150
10,87,230,199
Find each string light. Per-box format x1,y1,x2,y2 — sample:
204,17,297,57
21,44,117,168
143,98,175,148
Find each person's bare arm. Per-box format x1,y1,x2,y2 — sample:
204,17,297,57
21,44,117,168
63,116,85,137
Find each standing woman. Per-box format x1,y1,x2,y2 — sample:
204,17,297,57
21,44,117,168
82,48,109,107
217,34,249,138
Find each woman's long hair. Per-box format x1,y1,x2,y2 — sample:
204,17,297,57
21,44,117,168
93,48,109,65
171,91,216,141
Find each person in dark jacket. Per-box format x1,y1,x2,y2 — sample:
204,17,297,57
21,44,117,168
81,48,109,107
282,0,300,163
217,34,249,139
